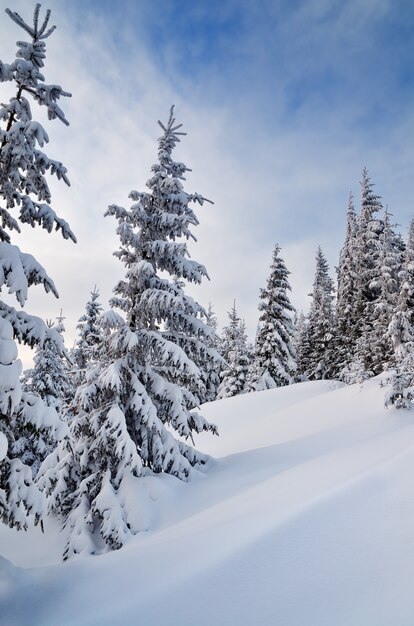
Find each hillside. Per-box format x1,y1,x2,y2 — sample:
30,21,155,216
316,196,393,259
1,377,414,626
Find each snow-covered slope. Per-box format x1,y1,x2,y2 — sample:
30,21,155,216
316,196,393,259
2,377,414,626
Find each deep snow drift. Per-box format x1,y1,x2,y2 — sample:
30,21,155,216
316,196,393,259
1,377,414,626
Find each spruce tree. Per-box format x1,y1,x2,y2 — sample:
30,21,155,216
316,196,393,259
38,107,219,558
218,302,251,398
352,168,384,376
200,302,222,402
294,310,309,382
386,218,414,407
71,286,103,385
357,167,384,301
0,5,74,530
298,247,335,380
369,209,402,374
335,192,358,378
249,245,296,390
23,312,73,412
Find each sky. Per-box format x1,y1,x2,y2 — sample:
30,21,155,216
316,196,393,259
1,0,414,365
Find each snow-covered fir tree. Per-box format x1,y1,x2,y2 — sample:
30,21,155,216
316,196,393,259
352,168,384,377
218,302,251,398
200,302,222,402
335,192,359,378
71,287,103,385
369,208,403,374
357,168,384,300
386,218,414,407
297,247,335,380
0,5,74,530
294,310,309,382
38,106,220,558
248,245,296,390
23,312,73,412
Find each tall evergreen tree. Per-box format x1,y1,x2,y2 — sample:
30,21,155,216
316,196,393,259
335,192,358,378
23,312,72,412
249,245,296,390
357,167,384,299
352,168,384,375
200,302,222,403
369,208,402,373
71,287,104,385
218,302,251,398
38,107,219,558
298,247,335,380
294,310,309,382
0,5,74,530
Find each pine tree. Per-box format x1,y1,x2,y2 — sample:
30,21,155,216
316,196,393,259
218,302,251,398
0,5,74,530
249,245,296,390
298,247,335,380
38,107,219,558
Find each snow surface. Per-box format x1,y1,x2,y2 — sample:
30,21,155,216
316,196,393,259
1,376,414,626
0,433,7,462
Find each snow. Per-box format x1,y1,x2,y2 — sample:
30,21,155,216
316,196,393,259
0,318,13,341
0,360,22,415
0,432,7,461
0,338,17,366
1,376,414,625
0,242,58,306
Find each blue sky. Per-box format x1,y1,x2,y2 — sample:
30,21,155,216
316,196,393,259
1,0,414,360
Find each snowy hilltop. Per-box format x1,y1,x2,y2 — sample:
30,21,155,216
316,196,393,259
1,376,413,626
